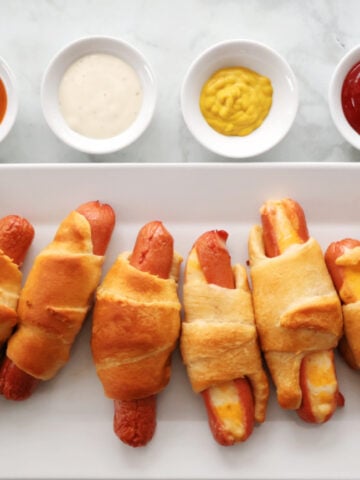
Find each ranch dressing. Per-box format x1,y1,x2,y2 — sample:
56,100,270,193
58,53,143,139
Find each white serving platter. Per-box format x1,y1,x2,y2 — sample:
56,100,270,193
1,162,360,480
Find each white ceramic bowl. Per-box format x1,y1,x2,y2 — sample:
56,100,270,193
41,36,157,155
181,39,298,158
0,57,18,143
329,45,360,149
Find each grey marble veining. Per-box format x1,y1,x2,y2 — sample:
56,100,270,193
0,0,359,163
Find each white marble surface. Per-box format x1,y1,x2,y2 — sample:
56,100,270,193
0,0,359,164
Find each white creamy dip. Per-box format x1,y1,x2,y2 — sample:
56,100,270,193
58,53,143,139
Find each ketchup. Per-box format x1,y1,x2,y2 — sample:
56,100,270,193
0,78,6,123
341,61,360,134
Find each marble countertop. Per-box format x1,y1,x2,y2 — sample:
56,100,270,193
0,0,359,164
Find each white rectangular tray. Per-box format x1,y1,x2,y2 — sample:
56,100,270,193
1,162,360,480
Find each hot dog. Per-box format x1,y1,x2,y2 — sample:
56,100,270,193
196,230,254,444
92,221,182,447
114,221,174,447
0,201,115,401
0,214,34,349
0,215,34,267
252,198,344,423
325,238,360,369
181,230,269,445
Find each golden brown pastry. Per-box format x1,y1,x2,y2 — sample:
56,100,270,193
92,250,182,402
248,204,343,413
5,202,115,384
92,220,182,447
0,254,21,345
181,231,269,435
325,238,360,369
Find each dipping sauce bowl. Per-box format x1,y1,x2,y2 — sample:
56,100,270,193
329,44,360,150
41,36,157,155
181,39,298,158
0,57,18,143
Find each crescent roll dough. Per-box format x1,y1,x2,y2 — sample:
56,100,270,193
334,246,360,369
181,247,269,423
6,211,104,380
248,225,343,410
0,253,22,345
91,251,182,401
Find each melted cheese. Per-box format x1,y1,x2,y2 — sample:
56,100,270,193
208,381,245,439
304,351,337,422
342,266,360,303
272,202,303,253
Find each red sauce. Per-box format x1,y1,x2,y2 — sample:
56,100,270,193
0,78,7,123
341,61,360,134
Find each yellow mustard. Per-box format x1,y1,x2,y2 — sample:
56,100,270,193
199,67,273,136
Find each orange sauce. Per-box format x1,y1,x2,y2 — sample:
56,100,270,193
0,78,7,123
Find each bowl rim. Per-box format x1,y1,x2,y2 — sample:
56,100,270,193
41,35,157,155
180,38,299,159
0,56,18,143
328,44,360,150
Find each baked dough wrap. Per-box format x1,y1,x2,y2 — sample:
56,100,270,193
0,253,22,345
181,247,269,423
248,225,343,410
92,251,182,401
6,211,104,380
334,247,360,368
